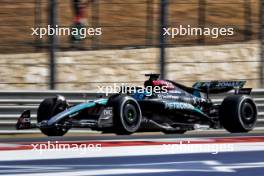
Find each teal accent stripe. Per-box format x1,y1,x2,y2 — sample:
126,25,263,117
68,98,108,114
47,98,108,125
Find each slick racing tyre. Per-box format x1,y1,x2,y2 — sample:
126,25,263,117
37,96,69,136
219,95,257,133
109,95,142,135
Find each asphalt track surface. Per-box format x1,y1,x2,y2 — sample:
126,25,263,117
0,132,263,176
0,151,263,176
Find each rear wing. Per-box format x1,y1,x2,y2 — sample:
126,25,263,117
192,80,248,94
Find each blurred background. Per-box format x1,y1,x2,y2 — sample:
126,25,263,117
0,0,261,90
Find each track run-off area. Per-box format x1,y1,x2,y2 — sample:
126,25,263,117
0,132,263,176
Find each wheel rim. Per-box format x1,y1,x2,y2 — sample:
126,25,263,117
240,100,257,128
122,101,140,129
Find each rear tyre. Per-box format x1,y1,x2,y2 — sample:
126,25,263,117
109,95,142,135
219,95,257,133
37,97,69,136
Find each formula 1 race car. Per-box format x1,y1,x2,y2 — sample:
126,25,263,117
16,74,258,136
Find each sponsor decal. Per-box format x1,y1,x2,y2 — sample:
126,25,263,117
103,108,113,116
99,107,113,119
165,102,194,110
157,94,180,100
216,81,244,88
198,81,244,88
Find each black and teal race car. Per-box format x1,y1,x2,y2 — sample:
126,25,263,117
16,74,258,136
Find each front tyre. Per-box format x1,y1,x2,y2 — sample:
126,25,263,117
219,95,257,133
109,95,142,135
37,97,69,136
